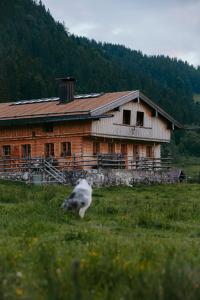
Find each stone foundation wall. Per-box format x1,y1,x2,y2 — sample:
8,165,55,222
65,168,180,187
0,168,181,186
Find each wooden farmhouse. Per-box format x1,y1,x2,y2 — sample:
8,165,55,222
0,77,181,170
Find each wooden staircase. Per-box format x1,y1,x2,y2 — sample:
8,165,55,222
43,159,66,184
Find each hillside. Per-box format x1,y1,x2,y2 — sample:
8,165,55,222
1,0,200,123
0,0,200,155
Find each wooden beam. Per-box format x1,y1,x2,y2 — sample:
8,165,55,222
152,110,158,117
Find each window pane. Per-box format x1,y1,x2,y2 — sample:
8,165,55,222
121,144,127,154
136,111,144,126
146,146,154,158
61,142,71,157
93,142,100,155
133,145,139,157
45,143,54,157
108,143,115,153
3,145,11,156
22,144,31,158
123,110,131,125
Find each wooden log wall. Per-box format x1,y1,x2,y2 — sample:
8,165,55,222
0,120,91,158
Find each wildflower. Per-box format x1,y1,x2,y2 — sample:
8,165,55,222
15,288,24,296
3,279,7,286
139,260,150,271
15,252,22,259
114,255,120,262
56,268,61,275
123,261,131,270
29,237,38,247
193,283,199,289
16,271,23,278
113,255,122,264
89,251,98,257
80,259,87,269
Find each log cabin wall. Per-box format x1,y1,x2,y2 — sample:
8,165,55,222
83,137,160,159
0,117,162,161
0,120,91,158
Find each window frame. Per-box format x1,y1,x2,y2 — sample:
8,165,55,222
133,145,139,157
121,144,127,155
123,109,131,125
146,145,154,158
21,144,31,159
45,143,55,158
2,145,11,156
108,143,115,154
136,111,144,127
93,141,100,155
61,142,72,157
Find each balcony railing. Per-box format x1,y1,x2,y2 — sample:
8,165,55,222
113,123,153,139
0,154,172,173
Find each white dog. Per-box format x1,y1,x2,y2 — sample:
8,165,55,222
61,179,92,218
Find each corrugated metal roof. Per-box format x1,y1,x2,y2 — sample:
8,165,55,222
0,91,130,120
0,90,182,128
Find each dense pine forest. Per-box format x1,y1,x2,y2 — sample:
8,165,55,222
0,0,200,156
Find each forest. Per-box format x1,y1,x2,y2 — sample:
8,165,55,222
0,0,200,156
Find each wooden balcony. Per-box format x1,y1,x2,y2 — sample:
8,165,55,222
0,155,172,173
93,123,170,142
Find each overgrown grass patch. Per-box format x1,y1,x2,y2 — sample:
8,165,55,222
1,181,200,299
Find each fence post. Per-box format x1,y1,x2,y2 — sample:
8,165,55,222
73,153,76,170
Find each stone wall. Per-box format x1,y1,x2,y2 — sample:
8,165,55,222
65,168,181,187
0,168,182,186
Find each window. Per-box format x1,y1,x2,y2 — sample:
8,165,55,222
108,143,115,154
123,110,131,125
93,142,100,155
3,145,11,156
22,144,31,158
43,124,53,133
45,143,54,157
61,142,71,157
121,144,127,154
133,145,139,157
136,111,144,126
146,146,154,158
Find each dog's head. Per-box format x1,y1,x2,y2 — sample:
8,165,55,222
61,199,79,211
76,178,93,187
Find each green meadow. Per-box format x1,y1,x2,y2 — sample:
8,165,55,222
193,94,200,104
1,181,200,299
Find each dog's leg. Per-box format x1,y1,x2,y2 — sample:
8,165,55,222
79,206,89,218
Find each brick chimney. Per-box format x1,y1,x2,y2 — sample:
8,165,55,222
58,77,76,103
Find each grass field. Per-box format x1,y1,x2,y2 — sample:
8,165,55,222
193,93,200,104
1,181,200,299
174,157,200,182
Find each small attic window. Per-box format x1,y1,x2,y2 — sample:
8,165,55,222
136,111,144,126
123,110,131,125
44,124,53,133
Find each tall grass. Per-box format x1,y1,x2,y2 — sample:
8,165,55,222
1,181,200,299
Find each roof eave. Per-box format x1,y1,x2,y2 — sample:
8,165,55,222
0,114,111,127
90,91,139,116
139,92,183,129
